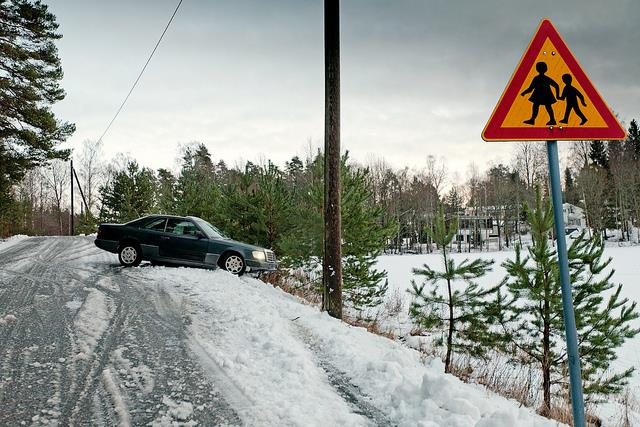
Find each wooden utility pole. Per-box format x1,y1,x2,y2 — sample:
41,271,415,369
72,167,90,217
322,0,342,319
70,159,74,236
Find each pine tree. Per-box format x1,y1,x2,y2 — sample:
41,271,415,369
280,152,396,310
409,205,497,373
251,163,292,250
176,144,220,221
608,138,626,169
99,161,156,222
341,165,395,309
0,0,75,221
285,156,304,182
220,162,293,252
626,119,640,161
563,167,578,205
219,163,260,243
214,160,229,184
494,188,638,414
589,140,609,169
444,185,463,216
156,168,177,214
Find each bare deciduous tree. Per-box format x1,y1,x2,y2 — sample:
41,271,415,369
426,155,447,198
576,165,608,236
75,139,105,213
570,140,591,170
43,160,69,234
513,142,546,190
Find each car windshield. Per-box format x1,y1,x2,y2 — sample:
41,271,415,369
193,218,227,239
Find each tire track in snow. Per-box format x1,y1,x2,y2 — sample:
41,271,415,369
186,334,256,422
0,237,245,426
68,253,241,426
144,284,243,426
0,237,78,425
294,323,396,427
63,294,129,425
148,277,258,424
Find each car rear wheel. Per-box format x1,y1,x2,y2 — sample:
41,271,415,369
119,243,142,267
220,253,245,276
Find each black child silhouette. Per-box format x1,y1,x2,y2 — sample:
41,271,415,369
558,74,588,125
520,61,560,126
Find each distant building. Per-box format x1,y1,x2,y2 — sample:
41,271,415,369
563,203,586,229
456,214,500,245
454,206,526,250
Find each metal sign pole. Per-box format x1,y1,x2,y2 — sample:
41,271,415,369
70,159,74,236
546,140,585,427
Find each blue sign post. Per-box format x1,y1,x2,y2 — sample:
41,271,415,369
546,140,585,427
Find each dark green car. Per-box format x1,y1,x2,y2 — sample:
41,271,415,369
95,215,276,275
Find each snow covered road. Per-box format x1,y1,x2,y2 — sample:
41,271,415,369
0,237,562,426
0,237,239,426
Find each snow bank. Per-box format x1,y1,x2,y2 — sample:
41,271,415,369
295,313,555,427
141,267,561,427
377,248,640,425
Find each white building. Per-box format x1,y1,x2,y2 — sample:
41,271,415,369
563,203,586,230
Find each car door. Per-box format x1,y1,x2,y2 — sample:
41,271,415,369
163,218,208,262
140,217,168,247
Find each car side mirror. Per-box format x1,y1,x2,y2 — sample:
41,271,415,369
196,231,206,239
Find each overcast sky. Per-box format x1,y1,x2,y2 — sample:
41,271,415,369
48,0,639,179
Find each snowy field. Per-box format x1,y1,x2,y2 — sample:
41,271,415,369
0,236,562,426
375,245,640,425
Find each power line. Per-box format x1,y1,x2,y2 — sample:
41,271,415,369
97,0,183,144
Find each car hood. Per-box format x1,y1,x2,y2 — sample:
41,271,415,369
214,238,266,252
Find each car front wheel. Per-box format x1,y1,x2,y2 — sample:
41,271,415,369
221,253,245,276
118,244,142,267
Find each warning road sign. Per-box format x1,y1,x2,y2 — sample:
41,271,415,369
482,19,625,141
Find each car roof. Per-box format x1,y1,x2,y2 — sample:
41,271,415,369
140,214,203,221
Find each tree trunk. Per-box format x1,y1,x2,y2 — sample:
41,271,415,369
39,182,43,235
445,279,454,373
57,202,62,235
497,212,502,251
444,248,454,373
542,288,551,415
542,356,551,416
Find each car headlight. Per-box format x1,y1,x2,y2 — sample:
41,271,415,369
252,250,266,261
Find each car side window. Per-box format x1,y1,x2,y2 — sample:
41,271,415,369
166,219,200,237
144,218,167,232
127,218,149,228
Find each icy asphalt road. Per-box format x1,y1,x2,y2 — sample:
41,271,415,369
0,237,241,426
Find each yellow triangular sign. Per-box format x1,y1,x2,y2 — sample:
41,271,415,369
483,19,625,141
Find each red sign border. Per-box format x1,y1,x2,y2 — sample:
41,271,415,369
482,19,626,141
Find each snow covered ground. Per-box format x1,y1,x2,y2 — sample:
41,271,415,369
0,236,562,426
156,267,563,426
375,245,640,425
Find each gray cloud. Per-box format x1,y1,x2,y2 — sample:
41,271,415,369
49,0,639,175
